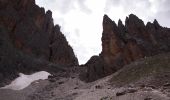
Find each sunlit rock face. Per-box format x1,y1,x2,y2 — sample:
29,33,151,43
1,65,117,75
84,14,170,82
0,0,78,86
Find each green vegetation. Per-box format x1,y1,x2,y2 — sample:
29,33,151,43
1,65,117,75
110,53,170,86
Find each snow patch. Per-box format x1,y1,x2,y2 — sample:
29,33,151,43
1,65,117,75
0,71,51,90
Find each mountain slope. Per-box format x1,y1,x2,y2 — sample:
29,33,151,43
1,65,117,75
110,52,170,88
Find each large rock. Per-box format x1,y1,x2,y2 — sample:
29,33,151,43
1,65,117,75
0,0,78,86
83,14,170,82
83,56,105,82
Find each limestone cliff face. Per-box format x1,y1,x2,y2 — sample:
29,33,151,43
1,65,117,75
84,14,170,82
0,0,78,66
0,0,78,86
101,15,123,70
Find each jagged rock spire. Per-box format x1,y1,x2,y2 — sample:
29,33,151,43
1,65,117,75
153,19,161,29
84,14,170,82
102,14,117,32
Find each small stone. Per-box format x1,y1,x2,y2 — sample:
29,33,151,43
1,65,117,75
74,87,78,89
127,88,137,93
148,85,156,89
72,92,78,95
49,79,56,82
58,81,64,84
48,75,55,79
95,85,102,89
163,83,170,87
144,97,152,100
116,91,126,96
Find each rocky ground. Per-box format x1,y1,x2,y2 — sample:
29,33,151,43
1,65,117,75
1,53,170,100
0,73,169,100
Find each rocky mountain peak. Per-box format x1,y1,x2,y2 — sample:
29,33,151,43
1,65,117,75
125,14,145,29
118,19,126,37
101,14,122,57
46,10,53,18
126,14,144,23
118,19,123,27
102,14,117,32
0,0,78,86
103,14,113,24
146,19,161,29
153,19,161,29
83,14,170,82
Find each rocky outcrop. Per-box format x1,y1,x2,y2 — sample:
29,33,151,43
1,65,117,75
0,0,78,86
83,56,105,82
0,0,78,66
83,14,170,82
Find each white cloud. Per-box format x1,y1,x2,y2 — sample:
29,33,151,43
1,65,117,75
35,0,170,64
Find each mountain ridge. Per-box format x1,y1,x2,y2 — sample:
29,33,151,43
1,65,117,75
82,14,170,82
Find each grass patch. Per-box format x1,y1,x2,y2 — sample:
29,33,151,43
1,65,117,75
110,53,170,86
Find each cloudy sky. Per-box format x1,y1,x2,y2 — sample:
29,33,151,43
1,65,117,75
35,0,170,64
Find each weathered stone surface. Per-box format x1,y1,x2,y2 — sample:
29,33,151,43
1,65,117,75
0,0,78,65
83,14,170,82
101,15,124,71
49,25,78,66
0,0,78,86
83,56,105,82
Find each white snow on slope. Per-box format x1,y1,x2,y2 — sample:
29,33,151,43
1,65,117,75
0,71,50,90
